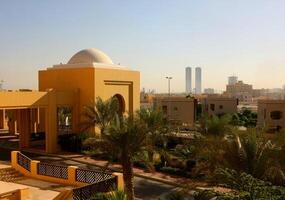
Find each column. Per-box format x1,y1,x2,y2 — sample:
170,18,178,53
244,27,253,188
45,91,58,153
19,109,31,149
0,110,4,129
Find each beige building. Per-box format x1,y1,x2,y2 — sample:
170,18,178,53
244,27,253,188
153,96,197,127
0,48,140,153
258,100,285,131
202,97,238,117
225,80,253,102
226,81,253,94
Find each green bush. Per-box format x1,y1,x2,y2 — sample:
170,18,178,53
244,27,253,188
214,168,285,200
185,159,196,172
58,133,87,152
159,166,191,177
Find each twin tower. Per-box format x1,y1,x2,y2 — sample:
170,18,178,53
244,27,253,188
185,67,202,94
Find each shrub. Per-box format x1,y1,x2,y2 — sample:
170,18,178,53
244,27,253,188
58,133,87,152
185,159,196,172
214,168,285,200
159,166,191,177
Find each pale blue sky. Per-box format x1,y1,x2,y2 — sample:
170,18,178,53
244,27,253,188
0,0,285,92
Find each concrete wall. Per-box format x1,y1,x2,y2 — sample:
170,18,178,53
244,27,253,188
0,188,29,200
258,100,285,130
202,97,238,117
39,66,140,135
154,97,196,127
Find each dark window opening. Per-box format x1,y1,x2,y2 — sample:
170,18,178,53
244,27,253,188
162,106,167,115
270,111,282,120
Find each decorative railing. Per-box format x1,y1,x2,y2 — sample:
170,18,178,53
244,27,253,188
17,152,31,172
76,168,113,184
12,151,121,200
73,176,117,200
37,162,68,179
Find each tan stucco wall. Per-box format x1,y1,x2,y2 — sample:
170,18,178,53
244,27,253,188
258,100,285,129
94,67,140,113
154,97,196,127
39,66,140,135
202,97,238,116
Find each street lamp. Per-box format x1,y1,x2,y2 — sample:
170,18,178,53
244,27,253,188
165,76,172,96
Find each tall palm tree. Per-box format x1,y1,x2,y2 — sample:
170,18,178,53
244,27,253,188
137,108,167,167
103,114,147,200
81,97,119,135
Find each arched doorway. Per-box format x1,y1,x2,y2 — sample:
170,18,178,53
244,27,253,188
113,94,125,114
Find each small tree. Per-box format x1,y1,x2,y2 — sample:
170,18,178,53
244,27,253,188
103,114,147,200
81,97,119,135
137,108,167,168
200,114,232,136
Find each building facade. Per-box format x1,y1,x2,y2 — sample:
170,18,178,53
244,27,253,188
185,67,192,94
0,48,140,153
202,97,238,117
228,76,238,85
195,67,202,94
258,100,285,131
204,88,215,94
153,96,197,127
225,80,253,102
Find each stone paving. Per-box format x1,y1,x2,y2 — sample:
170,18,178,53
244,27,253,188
0,180,60,200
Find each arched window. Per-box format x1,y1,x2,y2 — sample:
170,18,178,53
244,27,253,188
113,94,125,114
270,111,282,120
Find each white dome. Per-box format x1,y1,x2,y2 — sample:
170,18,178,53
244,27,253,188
67,48,113,65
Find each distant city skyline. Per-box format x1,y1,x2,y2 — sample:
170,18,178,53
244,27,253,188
1,1,285,92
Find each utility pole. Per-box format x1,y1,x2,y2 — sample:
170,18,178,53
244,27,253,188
165,76,172,96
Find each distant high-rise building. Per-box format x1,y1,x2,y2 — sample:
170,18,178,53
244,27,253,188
195,67,202,94
204,88,215,94
228,76,238,85
185,67,192,93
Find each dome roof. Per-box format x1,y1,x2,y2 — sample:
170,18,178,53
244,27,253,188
67,48,113,65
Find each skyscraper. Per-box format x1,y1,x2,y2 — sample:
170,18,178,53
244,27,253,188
195,67,202,94
185,67,192,93
228,76,238,85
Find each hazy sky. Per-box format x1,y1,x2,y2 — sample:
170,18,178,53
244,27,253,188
1,0,285,93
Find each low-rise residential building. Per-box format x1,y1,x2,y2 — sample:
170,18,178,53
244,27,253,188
258,100,285,131
153,96,197,127
202,97,238,117
204,88,215,94
225,80,253,103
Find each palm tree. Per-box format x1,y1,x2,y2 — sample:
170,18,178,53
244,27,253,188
199,114,232,136
223,130,284,183
103,114,147,200
137,108,167,167
81,97,119,135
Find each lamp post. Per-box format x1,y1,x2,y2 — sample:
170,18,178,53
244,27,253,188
165,76,172,96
